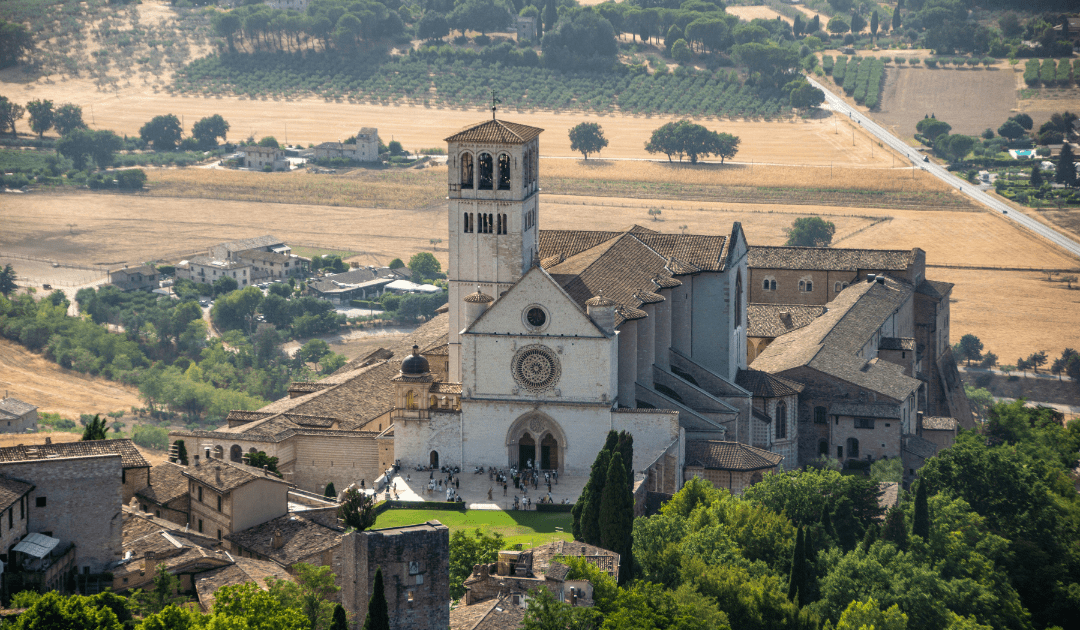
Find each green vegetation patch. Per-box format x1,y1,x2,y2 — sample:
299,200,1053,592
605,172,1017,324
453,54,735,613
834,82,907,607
373,508,573,547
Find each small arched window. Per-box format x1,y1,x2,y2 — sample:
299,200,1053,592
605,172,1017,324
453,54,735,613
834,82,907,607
463,212,473,233
734,271,742,329
498,153,511,190
523,151,531,189
835,281,842,293
429,395,437,409
799,277,814,292
405,390,417,410
775,402,786,439
478,153,493,190
460,153,473,189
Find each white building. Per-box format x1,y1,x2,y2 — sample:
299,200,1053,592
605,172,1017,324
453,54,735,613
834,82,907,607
242,145,289,171
177,256,252,288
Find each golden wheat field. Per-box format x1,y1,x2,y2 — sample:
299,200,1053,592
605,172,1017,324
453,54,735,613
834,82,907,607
724,6,791,23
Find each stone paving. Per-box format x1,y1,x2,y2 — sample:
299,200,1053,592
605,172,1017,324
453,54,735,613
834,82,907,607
382,468,588,511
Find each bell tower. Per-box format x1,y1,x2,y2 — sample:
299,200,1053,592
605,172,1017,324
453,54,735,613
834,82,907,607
444,118,544,382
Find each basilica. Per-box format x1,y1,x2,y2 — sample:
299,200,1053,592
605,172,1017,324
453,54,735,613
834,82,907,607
173,117,971,497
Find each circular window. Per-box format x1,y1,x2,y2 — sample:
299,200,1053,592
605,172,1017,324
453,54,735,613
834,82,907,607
512,345,561,393
524,306,547,330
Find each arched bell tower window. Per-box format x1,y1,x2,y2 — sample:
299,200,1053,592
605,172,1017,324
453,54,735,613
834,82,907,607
460,153,473,189
405,390,417,410
498,153,511,190
478,153,493,190
734,271,743,329
522,151,531,190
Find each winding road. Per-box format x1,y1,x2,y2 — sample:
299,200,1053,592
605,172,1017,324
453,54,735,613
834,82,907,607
807,77,1080,261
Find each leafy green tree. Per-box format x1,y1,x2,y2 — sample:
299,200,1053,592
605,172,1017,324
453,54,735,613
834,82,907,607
599,451,634,584
827,17,850,34
324,482,337,499
408,252,441,281
953,334,983,365
140,114,183,151
212,581,308,630
81,414,107,441
449,529,503,599
834,597,908,630
14,591,123,630
789,82,825,110
1,263,19,297
248,451,281,474
267,563,341,630
259,136,280,148
338,484,377,532
133,563,185,615
191,114,230,149
870,457,901,483
174,439,189,465
849,11,867,33
784,216,836,247
1055,142,1076,187
418,12,450,41
0,19,34,69
297,339,332,366
911,481,930,541
732,43,801,89
211,11,242,50
916,117,951,142
362,568,390,630
136,605,205,630
832,495,863,551
542,10,618,72
58,128,117,170
671,39,691,64
997,119,1026,141
879,506,908,551
870,11,879,42
578,446,611,545
891,5,901,31
1030,162,1043,186
26,99,53,138
1010,113,1033,130
0,96,24,136
568,122,609,160
53,103,86,136
522,584,601,630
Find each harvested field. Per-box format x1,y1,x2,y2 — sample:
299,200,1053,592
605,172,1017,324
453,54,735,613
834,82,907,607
935,268,1080,364
0,75,898,167
0,338,143,419
874,67,1018,138
1031,208,1080,243
1017,87,1080,131
725,6,789,23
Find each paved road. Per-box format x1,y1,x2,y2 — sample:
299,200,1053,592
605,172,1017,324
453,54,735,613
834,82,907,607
807,77,1080,261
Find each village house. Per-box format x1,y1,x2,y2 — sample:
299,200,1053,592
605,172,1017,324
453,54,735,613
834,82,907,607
176,256,252,288
682,440,784,494
241,145,289,171
232,250,310,283
210,236,290,261
182,455,292,541
135,461,192,526
314,127,380,163
108,265,159,292
225,512,344,592
0,477,34,566
0,398,38,434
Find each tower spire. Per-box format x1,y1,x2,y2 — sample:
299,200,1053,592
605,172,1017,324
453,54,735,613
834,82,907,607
491,89,501,120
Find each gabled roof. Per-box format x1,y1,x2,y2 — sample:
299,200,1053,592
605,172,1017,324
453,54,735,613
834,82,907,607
136,462,190,506
445,119,543,144
449,595,525,630
0,398,36,418
916,279,953,299
110,265,157,277
684,440,782,471
0,439,150,468
747,304,827,338
225,513,342,566
182,459,290,493
903,434,938,459
751,277,921,402
0,476,33,512
216,236,283,252
195,557,295,612
748,246,915,271
735,369,804,398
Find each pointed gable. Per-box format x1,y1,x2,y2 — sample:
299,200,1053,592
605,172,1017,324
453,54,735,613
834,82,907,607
465,266,606,337
444,119,544,144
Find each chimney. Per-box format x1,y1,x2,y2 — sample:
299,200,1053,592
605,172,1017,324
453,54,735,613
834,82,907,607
44,437,52,445
194,454,200,467
215,466,222,486
263,465,269,476
144,550,156,575
779,311,793,329
569,587,577,607
866,274,876,283
916,411,924,434
272,529,284,550
876,275,886,285
585,293,617,335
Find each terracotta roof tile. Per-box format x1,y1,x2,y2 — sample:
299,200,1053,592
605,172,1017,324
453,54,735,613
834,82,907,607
879,337,915,351
225,513,342,566
136,462,189,506
0,439,149,468
903,434,938,459
916,279,953,299
445,119,543,144
450,596,525,630
735,369,804,398
182,459,290,492
0,399,37,416
685,440,783,471
0,476,33,512
829,402,901,419
196,557,295,612
748,246,915,271
747,304,827,338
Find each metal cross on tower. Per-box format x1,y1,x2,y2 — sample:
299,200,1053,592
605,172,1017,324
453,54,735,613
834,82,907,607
491,89,501,120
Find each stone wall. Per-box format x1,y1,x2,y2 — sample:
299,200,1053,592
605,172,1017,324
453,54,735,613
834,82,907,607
292,434,382,495
341,521,450,630
749,268,856,306
0,495,29,565
0,454,123,573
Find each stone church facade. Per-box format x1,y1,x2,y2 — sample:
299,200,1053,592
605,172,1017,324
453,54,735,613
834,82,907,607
172,116,968,498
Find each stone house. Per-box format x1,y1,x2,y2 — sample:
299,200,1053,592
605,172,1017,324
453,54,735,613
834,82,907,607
683,440,783,494
0,439,150,504
449,594,525,630
515,15,538,41
210,236,289,261
748,246,924,307
0,398,38,434
108,265,159,292
182,456,291,541
314,127,380,163
242,145,289,171
176,256,252,288
0,477,34,566
232,250,309,282
225,512,343,594
914,280,972,422
340,521,450,630
735,369,803,469
135,461,191,526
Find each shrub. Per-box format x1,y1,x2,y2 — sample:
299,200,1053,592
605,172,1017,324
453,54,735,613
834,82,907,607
132,424,169,450
115,169,146,190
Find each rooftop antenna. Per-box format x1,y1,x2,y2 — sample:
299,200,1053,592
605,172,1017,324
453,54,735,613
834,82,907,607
491,89,501,120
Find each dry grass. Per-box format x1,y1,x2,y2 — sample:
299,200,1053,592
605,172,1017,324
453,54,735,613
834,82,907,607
0,432,82,448
725,6,790,23
0,75,900,166
0,338,143,419
146,166,446,210
542,159,953,193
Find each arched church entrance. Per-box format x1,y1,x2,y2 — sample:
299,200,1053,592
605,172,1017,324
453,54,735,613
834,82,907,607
430,450,439,469
506,412,567,473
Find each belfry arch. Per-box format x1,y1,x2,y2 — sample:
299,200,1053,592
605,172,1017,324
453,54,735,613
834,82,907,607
506,412,567,473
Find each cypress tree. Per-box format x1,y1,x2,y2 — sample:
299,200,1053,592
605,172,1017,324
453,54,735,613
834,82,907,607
81,414,107,441
574,437,615,540
580,449,611,546
912,481,930,540
362,567,390,630
802,528,817,603
617,431,634,486
787,527,806,605
598,451,633,584
880,506,909,551
1056,143,1077,187
174,440,189,465
832,496,862,551
604,430,620,452
819,505,836,543
330,604,349,630
1031,163,1043,186
325,482,337,499
860,523,879,553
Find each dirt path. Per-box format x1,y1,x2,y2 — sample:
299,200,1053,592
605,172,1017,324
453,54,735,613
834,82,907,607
0,338,143,418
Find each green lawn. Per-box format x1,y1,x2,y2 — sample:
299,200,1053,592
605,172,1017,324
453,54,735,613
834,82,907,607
372,509,574,547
